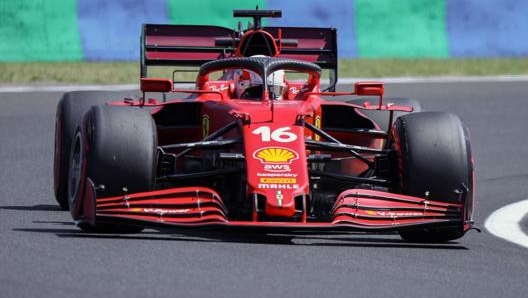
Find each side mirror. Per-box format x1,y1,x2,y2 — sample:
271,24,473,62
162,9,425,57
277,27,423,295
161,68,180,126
140,78,173,93
354,82,384,96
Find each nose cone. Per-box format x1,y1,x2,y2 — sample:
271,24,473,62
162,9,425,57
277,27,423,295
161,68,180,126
261,184,298,218
244,122,309,220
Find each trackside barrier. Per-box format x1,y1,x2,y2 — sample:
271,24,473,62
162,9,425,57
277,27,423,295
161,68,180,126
0,0,527,61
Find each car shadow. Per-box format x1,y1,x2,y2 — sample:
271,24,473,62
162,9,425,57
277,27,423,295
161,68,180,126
0,204,64,211
4,204,468,250
14,224,469,250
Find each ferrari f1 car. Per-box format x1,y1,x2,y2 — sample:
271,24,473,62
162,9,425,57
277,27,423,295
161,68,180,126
53,9,475,242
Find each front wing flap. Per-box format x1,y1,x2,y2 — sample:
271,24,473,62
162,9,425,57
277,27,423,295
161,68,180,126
86,184,468,232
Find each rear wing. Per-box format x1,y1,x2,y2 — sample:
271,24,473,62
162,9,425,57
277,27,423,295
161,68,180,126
140,24,338,88
140,24,236,75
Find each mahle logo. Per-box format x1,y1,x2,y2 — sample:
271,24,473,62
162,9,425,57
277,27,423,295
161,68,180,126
253,147,299,164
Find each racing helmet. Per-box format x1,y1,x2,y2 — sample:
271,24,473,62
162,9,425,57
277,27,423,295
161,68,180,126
235,69,286,99
267,69,286,100
235,54,287,99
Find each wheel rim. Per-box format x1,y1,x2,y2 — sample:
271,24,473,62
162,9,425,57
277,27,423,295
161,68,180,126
68,131,83,209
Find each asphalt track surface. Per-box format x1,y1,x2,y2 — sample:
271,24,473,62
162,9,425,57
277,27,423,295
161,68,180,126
1,81,528,298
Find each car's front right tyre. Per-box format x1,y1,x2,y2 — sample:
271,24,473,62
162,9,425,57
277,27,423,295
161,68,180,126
70,105,158,233
54,91,135,209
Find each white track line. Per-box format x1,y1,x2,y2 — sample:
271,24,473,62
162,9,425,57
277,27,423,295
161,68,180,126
485,199,528,249
338,74,528,84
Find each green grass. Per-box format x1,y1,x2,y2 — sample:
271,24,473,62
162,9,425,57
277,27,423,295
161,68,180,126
339,58,528,77
1,58,528,84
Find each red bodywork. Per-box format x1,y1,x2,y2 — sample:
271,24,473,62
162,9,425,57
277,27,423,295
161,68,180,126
73,78,471,233
71,10,474,235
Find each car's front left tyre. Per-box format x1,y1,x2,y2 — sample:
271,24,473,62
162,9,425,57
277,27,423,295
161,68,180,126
391,112,474,242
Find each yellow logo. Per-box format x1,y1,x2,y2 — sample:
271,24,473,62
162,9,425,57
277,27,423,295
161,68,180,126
314,116,321,141
260,178,297,184
253,147,299,163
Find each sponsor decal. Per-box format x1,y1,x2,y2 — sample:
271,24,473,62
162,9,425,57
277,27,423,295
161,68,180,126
209,84,229,92
289,86,300,95
258,184,299,190
366,210,423,217
288,86,309,95
257,172,297,178
263,164,291,173
133,208,191,214
253,147,299,163
260,178,297,184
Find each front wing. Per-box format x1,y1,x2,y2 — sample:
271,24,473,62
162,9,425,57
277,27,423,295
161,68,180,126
79,179,472,233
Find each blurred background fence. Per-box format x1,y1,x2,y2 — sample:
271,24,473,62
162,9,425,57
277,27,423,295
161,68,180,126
1,0,527,62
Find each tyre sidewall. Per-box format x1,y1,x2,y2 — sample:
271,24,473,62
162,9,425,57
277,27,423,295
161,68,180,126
392,112,474,242
83,104,157,198
393,111,472,203
53,91,135,209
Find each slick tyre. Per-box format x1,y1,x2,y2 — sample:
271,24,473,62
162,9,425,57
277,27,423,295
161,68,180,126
54,91,132,209
73,105,157,233
392,112,474,243
348,98,422,132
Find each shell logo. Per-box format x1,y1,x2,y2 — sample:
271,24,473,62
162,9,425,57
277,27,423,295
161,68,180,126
253,147,299,164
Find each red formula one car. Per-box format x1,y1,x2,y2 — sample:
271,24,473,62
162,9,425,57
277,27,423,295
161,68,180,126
53,10,475,242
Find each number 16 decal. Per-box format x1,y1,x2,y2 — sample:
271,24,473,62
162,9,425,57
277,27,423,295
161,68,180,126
252,126,297,143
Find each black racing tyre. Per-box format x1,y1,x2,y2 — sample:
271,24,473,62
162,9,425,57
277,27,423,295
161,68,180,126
348,97,422,132
72,105,157,233
54,91,132,209
392,112,473,243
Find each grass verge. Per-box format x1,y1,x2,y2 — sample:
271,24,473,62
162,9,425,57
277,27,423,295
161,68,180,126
1,58,528,85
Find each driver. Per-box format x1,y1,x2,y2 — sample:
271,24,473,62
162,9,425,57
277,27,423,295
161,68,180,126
267,70,287,100
235,69,286,100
